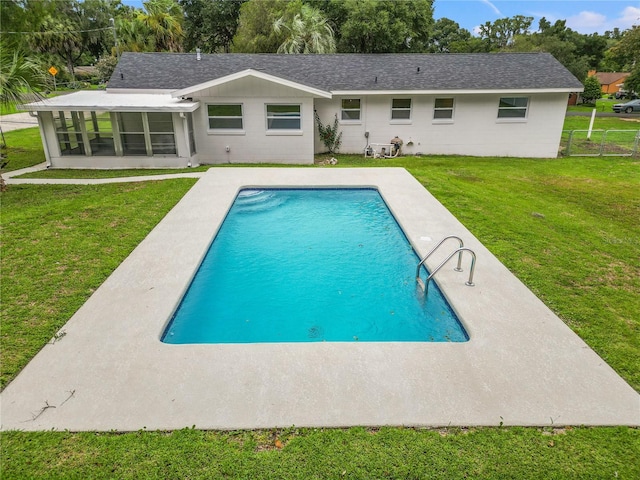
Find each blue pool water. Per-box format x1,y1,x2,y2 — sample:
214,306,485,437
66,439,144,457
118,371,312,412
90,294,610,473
162,189,468,343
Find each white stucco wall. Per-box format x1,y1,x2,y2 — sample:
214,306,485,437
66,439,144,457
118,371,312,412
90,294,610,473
188,77,316,164
314,93,569,158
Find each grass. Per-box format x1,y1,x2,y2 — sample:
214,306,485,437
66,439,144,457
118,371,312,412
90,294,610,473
566,97,618,113
1,124,639,477
0,181,198,388
2,426,638,479
562,115,640,131
334,154,640,390
15,165,212,178
0,128,46,171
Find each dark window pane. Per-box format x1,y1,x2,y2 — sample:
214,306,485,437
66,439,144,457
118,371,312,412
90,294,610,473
392,109,411,119
267,118,301,129
208,104,242,117
209,118,243,129
121,133,146,155
341,99,360,109
392,98,411,109
434,109,453,119
147,112,174,132
435,98,454,109
498,108,527,118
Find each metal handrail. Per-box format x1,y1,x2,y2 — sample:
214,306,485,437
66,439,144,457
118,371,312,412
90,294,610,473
418,247,477,296
415,235,464,280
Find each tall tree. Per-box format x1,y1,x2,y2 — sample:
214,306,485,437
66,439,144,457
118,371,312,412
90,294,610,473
509,18,605,81
180,0,246,53
137,0,184,52
478,15,533,50
427,18,472,53
608,26,640,71
333,0,434,53
32,13,84,79
273,3,335,53
232,0,298,53
623,65,640,94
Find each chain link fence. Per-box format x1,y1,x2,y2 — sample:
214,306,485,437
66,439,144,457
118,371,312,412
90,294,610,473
560,129,640,157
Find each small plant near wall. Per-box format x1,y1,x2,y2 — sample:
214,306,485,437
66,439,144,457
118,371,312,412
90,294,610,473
315,111,342,154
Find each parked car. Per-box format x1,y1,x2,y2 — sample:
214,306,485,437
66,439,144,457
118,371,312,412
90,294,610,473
613,99,640,113
614,90,638,99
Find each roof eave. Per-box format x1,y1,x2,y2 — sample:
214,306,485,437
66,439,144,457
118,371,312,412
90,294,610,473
331,88,583,95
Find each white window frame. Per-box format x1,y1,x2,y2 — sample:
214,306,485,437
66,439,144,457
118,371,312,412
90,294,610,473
207,103,245,134
497,97,529,121
340,98,361,122
265,103,302,134
391,98,412,123
433,98,455,123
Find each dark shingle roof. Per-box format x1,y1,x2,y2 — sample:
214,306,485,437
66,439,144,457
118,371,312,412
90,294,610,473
107,52,583,92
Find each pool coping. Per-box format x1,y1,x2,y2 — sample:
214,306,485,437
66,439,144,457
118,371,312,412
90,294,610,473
1,167,638,431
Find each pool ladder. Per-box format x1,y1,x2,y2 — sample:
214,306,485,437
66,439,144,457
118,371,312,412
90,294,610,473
416,235,476,296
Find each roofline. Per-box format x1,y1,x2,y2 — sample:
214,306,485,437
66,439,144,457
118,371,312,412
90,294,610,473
331,88,583,95
20,103,200,113
106,88,176,94
19,91,200,113
171,69,333,99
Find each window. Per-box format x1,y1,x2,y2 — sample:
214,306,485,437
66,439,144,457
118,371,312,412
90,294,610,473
147,112,176,155
208,104,243,130
266,104,301,130
55,111,85,156
434,98,454,120
341,99,361,121
85,111,115,156
391,99,412,120
498,97,528,119
118,112,176,156
118,112,147,155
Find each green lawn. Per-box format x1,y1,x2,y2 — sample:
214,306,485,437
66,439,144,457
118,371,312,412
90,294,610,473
1,125,639,477
566,97,618,113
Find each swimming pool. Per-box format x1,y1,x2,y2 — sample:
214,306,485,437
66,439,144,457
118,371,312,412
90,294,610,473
162,188,468,343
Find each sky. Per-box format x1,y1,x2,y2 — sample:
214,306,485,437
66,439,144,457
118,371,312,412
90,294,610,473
433,0,640,34
123,0,640,35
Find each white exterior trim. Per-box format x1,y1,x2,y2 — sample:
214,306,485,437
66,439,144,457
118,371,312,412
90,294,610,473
20,91,199,113
331,88,578,95
172,69,333,99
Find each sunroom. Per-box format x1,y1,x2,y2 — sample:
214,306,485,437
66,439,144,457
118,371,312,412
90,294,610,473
21,91,200,169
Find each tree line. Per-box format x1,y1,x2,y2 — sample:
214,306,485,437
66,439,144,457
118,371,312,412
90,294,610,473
2,0,640,104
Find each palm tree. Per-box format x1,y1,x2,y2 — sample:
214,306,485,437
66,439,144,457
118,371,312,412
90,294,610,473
0,49,46,108
137,0,184,52
273,4,336,54
117,16,152,53
0,47,46,189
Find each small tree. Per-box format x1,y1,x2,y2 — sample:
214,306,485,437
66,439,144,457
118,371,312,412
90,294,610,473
622,65,640,96
582,75,602,104
314,112,342,154
95,54,118,83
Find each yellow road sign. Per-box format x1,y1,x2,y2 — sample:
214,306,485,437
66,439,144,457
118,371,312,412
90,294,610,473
48,66,58,76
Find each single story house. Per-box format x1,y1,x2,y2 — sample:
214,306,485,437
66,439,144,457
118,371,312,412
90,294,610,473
589,70,630,95
22,52,583,168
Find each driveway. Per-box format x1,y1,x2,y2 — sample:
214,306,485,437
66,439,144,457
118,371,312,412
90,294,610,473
0,112,39,132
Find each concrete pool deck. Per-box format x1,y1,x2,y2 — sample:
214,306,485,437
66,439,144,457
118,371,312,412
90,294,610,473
1,167,638,431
